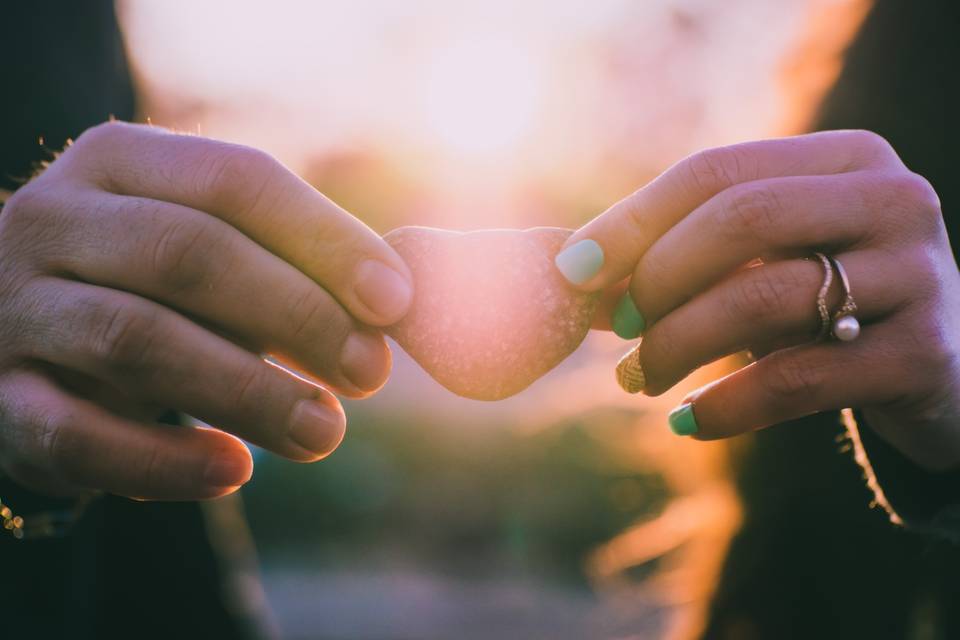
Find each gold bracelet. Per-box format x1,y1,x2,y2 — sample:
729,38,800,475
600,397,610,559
0,492,99,540
0,497,25,539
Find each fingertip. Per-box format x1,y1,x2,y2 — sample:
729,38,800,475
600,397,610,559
203,440,254,487
286,395,347,461
352,259,414,326
298,413,346,462
555,239,605,287
678,376,742,441
667,402,699,436
201,484,246,500
338,330,392,396
611,292,646,340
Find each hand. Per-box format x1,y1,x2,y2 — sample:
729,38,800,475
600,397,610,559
0,121,413,500
556,130,960,470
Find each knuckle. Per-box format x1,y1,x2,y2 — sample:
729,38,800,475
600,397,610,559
762,355,825,400
725,268,793,324
3,185,41,218
1,185,54,234
849,129,895,157
908,253,946,301
683,145,754,195
0,186,88,275
91,303,161,372
150,218,231,294
130,443,164,496
866,171,943,237
229,363,271,414
620,191,649,235
287,287,346,345
196,144,280,217
719,184,782,240
904,315,956,377
37,407,80,482
894,171,942,219
74,120,133,150
298,212,358,269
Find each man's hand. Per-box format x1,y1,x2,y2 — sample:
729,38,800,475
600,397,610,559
0,121,413,500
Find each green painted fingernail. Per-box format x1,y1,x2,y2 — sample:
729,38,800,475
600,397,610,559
668,403,699,436
555,239,604,285
611,292,646,339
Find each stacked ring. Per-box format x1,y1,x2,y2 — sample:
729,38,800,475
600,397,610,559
811,252,861,343
828,256,861,342
813,252,834,341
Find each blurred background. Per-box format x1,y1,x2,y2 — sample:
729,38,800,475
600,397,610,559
117,1,868,637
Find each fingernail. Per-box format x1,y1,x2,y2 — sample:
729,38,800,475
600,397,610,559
555,239,604,285
353,260,413,323
287,399,346,457
340,330,390,392
612,293,646,339
204,452,253,487
615,345,646,394
668,403,699,436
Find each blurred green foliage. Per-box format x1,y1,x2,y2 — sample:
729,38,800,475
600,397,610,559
244,409,667,586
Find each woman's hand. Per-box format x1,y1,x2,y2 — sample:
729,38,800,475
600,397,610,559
0,121,413,500
556,130,960,470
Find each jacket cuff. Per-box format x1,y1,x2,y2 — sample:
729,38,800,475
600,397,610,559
843,408,960,541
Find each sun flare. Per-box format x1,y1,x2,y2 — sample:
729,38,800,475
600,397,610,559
420,36,546,159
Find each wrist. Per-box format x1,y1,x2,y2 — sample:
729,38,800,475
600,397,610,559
862,404,960,472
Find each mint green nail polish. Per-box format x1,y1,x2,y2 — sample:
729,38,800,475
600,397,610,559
612,293,646,339
668,403,699,436
555,239,604,285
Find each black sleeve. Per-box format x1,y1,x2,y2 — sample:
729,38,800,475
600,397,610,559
813,0,958,246
814,0,960,540
0,0,136,190
846,410,960,541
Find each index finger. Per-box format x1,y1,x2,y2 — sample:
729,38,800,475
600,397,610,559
64,121,413,327
555,130,903,292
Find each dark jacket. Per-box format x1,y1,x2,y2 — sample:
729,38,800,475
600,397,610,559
0,3,264,639
702,2,960,637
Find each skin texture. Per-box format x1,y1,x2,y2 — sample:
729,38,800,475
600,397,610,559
0,121,413,500
565,130,960,471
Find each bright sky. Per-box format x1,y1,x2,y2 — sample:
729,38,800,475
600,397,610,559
119,0,819,228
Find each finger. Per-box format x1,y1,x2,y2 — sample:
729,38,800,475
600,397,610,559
665,320,925,440
591,279,630,331
52,192,388,396
633,251,909,395
22,280,349,462
628,171,930,324
65,121,413,326
555,130,903,290
0,368,252,500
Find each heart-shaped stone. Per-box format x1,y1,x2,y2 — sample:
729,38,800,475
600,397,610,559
384,226,598,400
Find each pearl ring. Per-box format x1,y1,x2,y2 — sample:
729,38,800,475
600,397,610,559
827,255,860,342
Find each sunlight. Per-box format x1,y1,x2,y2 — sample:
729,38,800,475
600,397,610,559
102,2,884,637
420,36,546,159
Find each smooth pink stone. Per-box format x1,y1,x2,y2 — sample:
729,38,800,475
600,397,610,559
385,226,598,400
